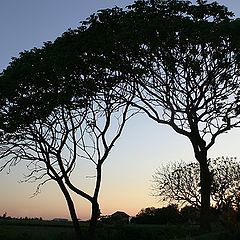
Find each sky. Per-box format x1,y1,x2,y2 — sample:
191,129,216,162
0,0,240,221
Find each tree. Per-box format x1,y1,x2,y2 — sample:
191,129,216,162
152,161,201,209
132,205,181,224
152,157,240,213
0,72,134,239
114,0,240,231
2,0,240,233
0,8,135,239
0,77,133,239
211,157,240,212
133,207,157,224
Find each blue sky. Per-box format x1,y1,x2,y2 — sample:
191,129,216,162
0,0,134,71
1,1,240,72
0,0,240,220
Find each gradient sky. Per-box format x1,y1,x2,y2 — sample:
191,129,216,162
0,0,240,221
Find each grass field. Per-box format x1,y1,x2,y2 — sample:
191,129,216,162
0,219,239,240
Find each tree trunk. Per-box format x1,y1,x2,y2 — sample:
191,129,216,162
88,164,102,239
57,179,81,240
196,151,212,232
88,201,100,240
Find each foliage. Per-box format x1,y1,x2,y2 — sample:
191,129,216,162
211,157,240,211
121,0,240,154
0,2,135,237
114,0,240,231
0,68,134,237
1,0,240,234
0,6,130,133
180,205,200,224
131,205,182,224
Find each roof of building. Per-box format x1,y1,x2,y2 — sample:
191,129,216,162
111,211,130,218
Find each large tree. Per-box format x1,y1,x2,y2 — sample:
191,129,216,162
1,0,240,234
0,9,134,239
108,0,240,231
0,105,85,239
0,86,133,238
81,7,240,229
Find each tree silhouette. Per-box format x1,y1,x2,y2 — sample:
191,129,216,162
152,157,240,213
132,205,181,224
0,90,133,238
0,9,135,239
79,1,240,229
1,0,240,234
114,0,240,231
152,161,201,209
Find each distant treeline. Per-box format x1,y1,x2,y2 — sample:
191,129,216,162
0,213,42,221
130,205,240,225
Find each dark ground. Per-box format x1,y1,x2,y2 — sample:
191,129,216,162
0,219,239,240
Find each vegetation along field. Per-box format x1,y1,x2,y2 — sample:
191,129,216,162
1,218,240,240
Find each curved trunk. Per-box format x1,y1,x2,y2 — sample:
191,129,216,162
57,179,81,240
88,164,102,239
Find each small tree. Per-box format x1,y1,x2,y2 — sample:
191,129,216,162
211,157,240,212
152,157,240,212
152,161,201,208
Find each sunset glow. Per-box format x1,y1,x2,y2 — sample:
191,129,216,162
0,0,240,222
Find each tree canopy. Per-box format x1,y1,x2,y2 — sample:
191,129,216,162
0,4,135,238
113,0,240,231
1,0,240,234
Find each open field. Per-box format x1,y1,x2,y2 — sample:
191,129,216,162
0,219,239,240
0,219,76,240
